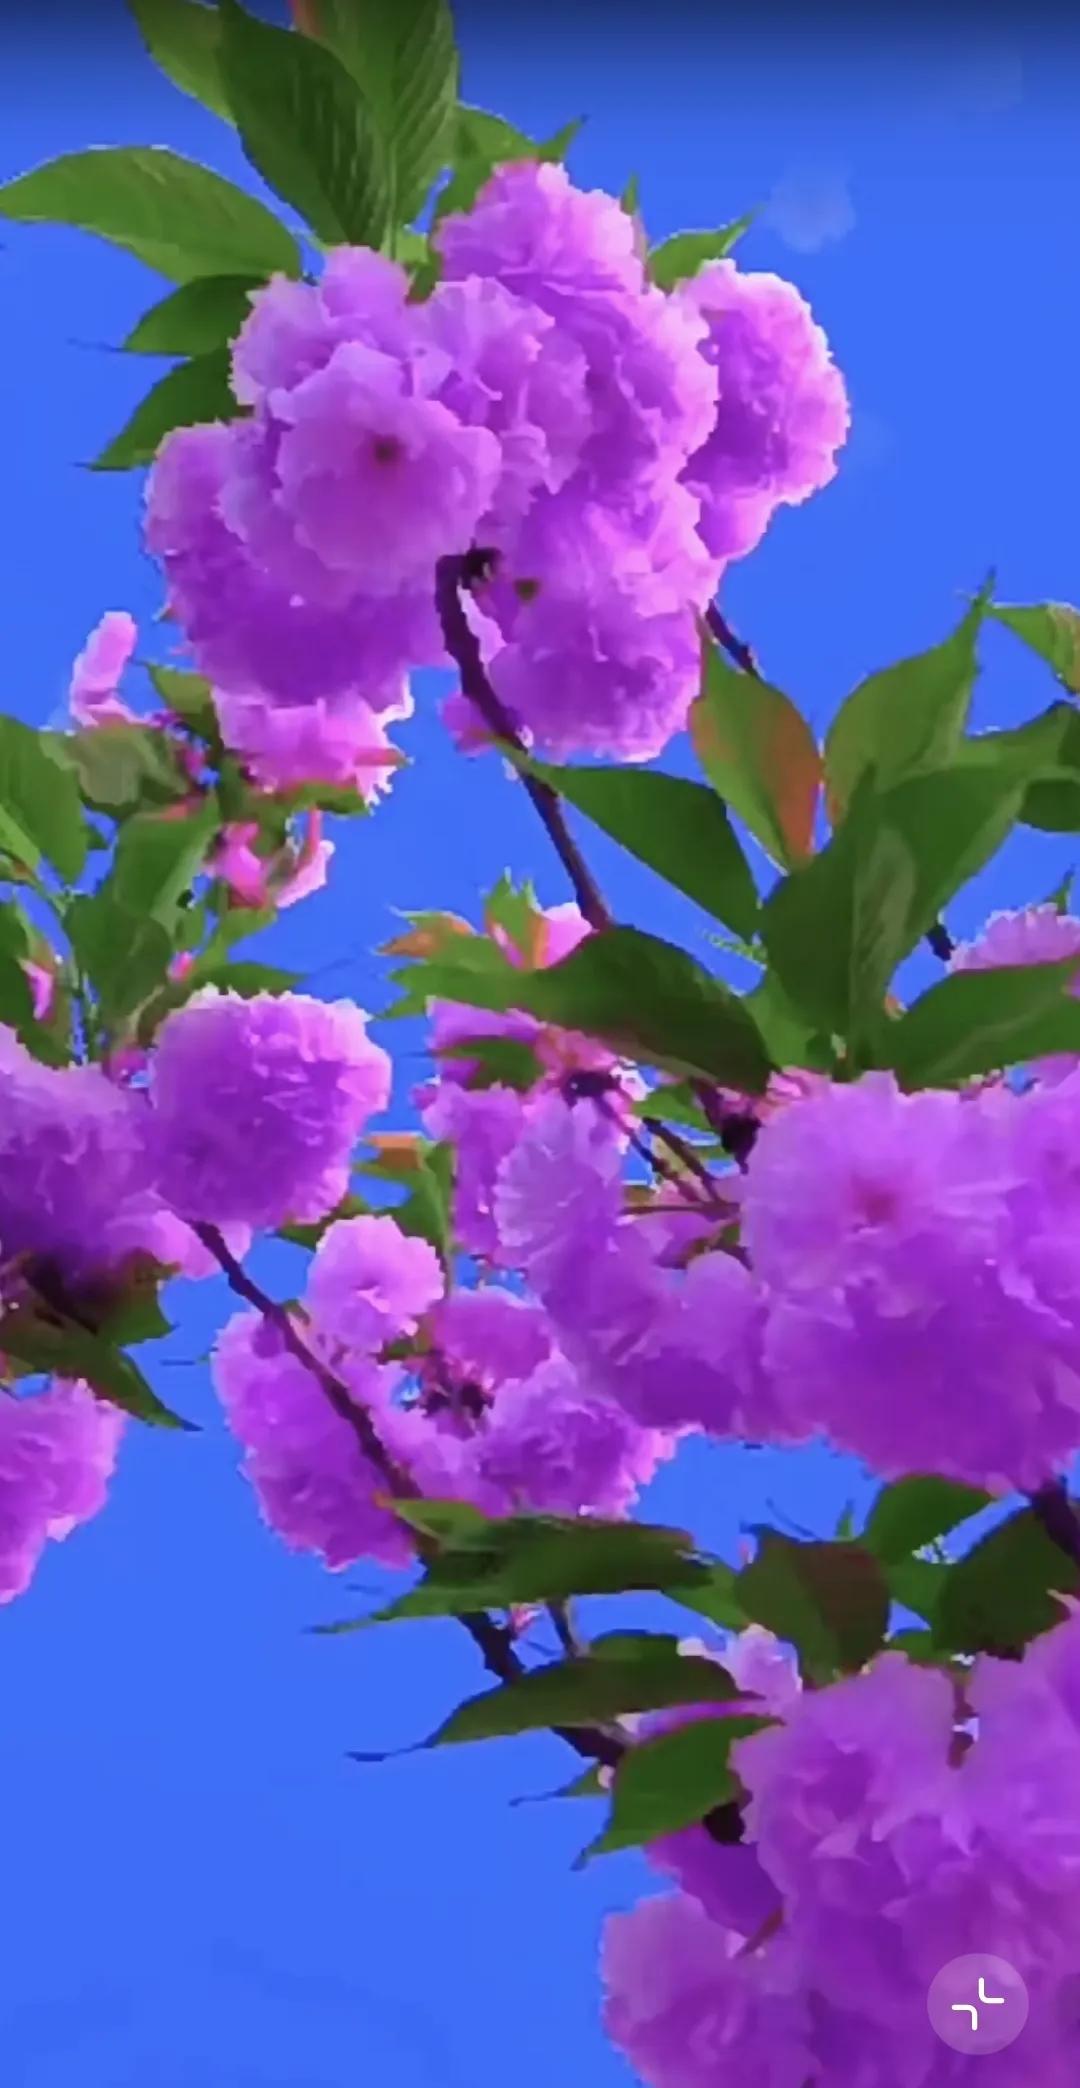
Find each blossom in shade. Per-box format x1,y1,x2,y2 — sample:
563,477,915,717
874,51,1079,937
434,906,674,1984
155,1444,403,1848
0,1381,124,1603
675,259,849,563
68,610,138,726
149,990,391,1230
0,1025,182,1296
950,904,1080,1084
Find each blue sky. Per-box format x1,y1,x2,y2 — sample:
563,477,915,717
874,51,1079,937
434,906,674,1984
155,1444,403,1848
3,5,1080,2083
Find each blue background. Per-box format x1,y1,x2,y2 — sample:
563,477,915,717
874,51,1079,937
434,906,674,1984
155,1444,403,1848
2,5,1079,2081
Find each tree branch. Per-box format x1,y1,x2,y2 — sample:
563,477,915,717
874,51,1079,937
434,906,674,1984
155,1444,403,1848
705,600,759,678
435,555,612,935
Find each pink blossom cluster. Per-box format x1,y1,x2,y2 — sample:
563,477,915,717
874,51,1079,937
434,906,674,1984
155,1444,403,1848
604,1616,1080,2085
212,1211,673,1571
145,162,847,764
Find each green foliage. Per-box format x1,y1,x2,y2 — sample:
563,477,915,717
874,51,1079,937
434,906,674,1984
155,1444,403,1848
124,274,263,354
110,798,220,922
673,1560,748,1630
127,0,232,121
433,105,582,222
932,1509,1080,1657
990,599,1080,694
327,1511,714,1627
66,895,175,1026
881,960,1080,1088
581,1713,770,1861
146,666,220,742
735,1531,891,1682
92,348,243,470
824,594,987,821
0,721,88,881
218,0,390,249
0,1310,192,1428
0,146,302,280
426,1641,748,1747
438,1035,544,1090
692,638,821,869
387,922,773,1090
521,754,760,940
70,722,194,815
763,766,1024,1051
647,214,754,290
863,1477,993,1563
300,0,458,228
357,1138,455,1262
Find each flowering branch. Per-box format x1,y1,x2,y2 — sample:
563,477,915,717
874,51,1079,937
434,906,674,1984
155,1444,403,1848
194,1220,627,1772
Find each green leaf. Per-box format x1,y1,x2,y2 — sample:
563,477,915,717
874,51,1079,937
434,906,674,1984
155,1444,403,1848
824,594,987,822
386,1498,490,1546
633,1081,713,1133
673,1561,747,1630
881,960,1080,1088
0,1312,192,1429
763,766,1024,1045
691,636,821,869
301,0,458,226
0,146,302,281
990,599,1080,695
430,1647,749,1747
66,894,174,1024
933,1509,1079,1657
438,1035,544,1091
433,105,581,222
146,665,220,741
388,1141,455,1262
582,1714,766,1860
863,1477,993,1564
736,1532,890,1683
512,1768,605,1804
124,273,262,355
344,1513,714,1625
521,755,760,940
888,1557,949,1623
0,721,87,881
387,922,772,1089
70,722,194,814
110,797,220,923
620,173,640,215
218,0,390,248
647,214,754,289
92,349,243,471
127,0,232,121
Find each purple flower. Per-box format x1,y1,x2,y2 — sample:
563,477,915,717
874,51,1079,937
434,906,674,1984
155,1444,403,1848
212,1310,413,1570
435,160,645,301
150,990,391,1230
675,258,849,562
0,1025,182,1297
0,1380,124,1603
214,680,411,798
305,1213,443,1354
743,1071,1080,1488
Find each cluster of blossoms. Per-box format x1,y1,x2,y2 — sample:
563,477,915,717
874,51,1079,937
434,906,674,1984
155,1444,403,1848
476,905,1080,1491
212,1213,673,1570
145,161,848,766
604,1614,1080,2085
0,988,392,1596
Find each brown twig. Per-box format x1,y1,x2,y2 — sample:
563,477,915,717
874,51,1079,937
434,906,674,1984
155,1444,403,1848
434,555,612,936
705,600,760,678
